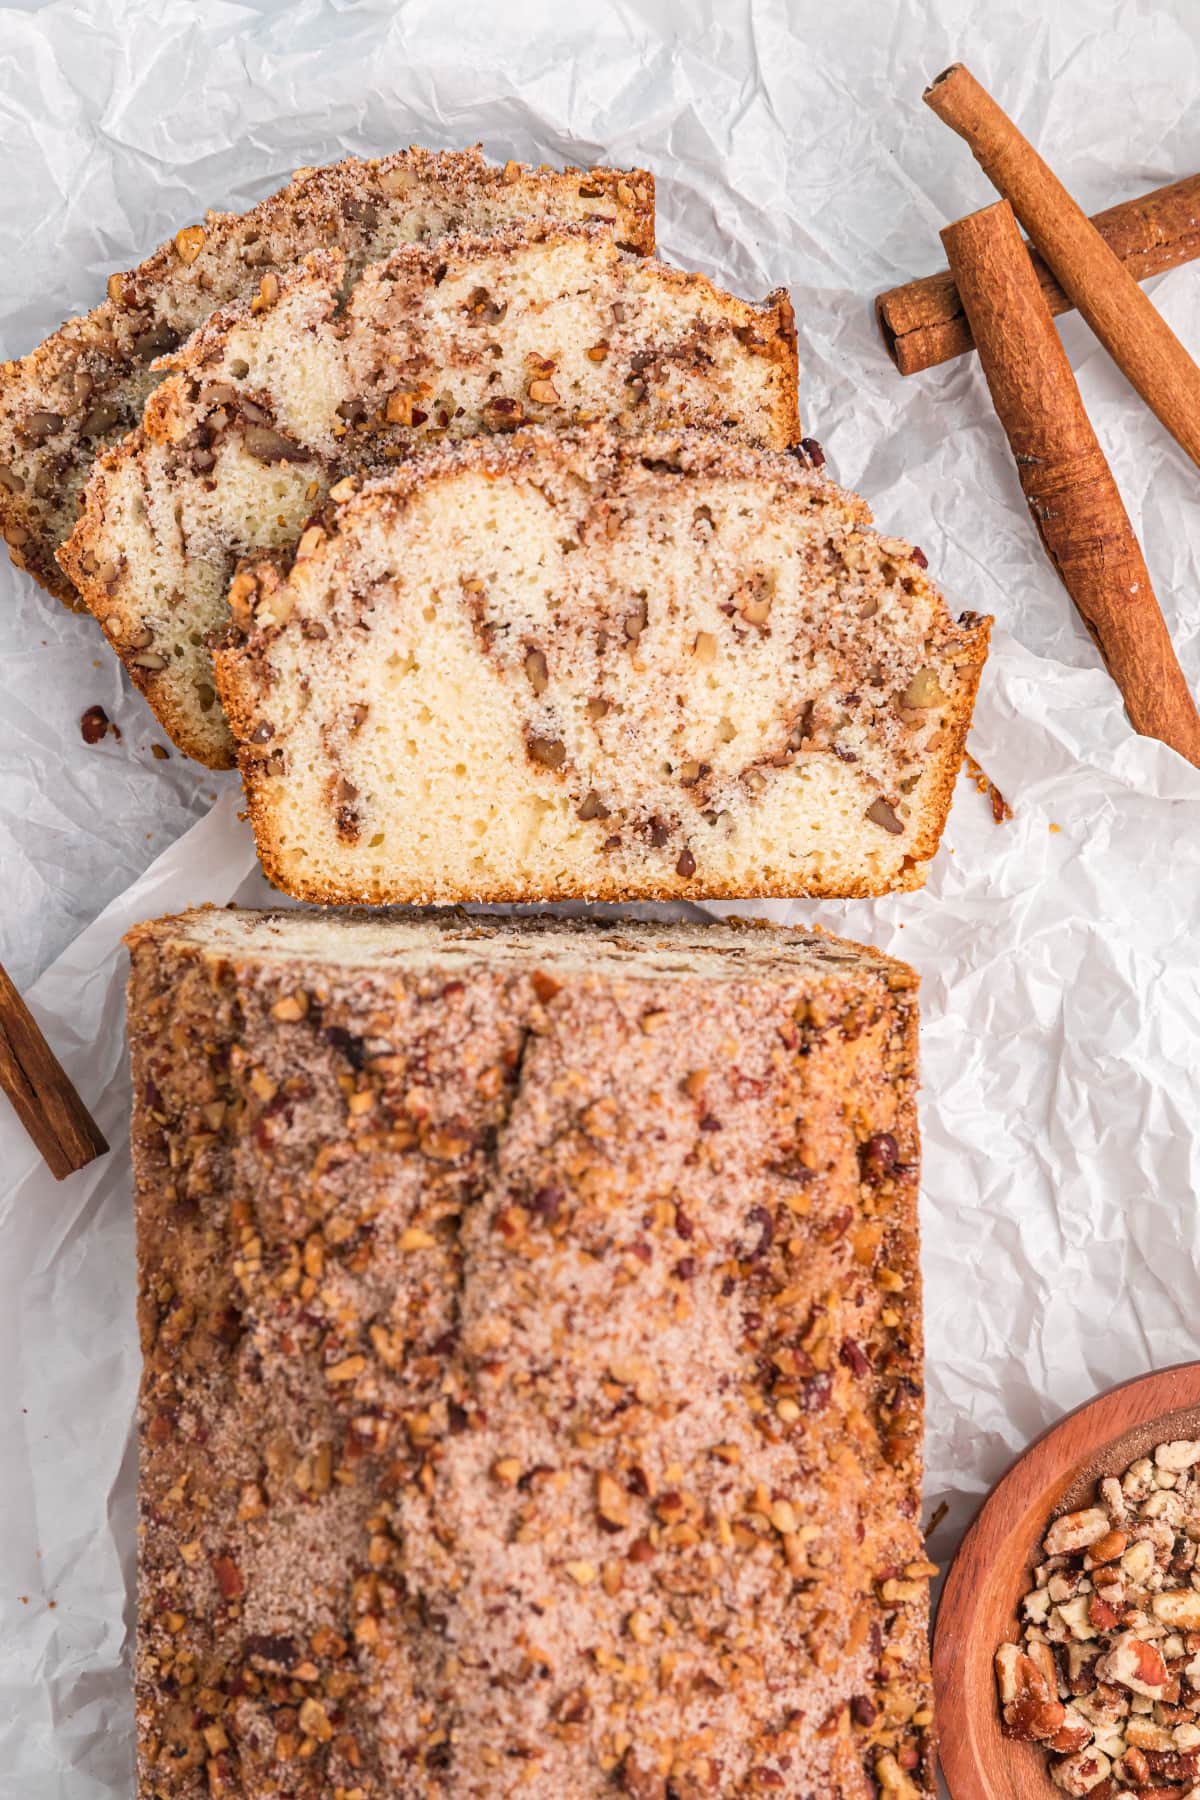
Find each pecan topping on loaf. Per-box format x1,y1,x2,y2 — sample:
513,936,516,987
126,907,935,1798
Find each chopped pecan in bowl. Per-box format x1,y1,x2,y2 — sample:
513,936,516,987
996,1439,1200,1793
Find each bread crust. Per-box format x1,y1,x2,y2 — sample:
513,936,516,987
125,906,934,1797
0,148,654,608
215,425,991,903
59,224,797,767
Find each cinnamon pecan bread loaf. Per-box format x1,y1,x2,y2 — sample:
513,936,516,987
215,427,989,902
126,905,933,1799
60,225,797,767
0,147,653,608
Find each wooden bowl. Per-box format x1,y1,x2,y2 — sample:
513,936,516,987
933,1362,1200,1799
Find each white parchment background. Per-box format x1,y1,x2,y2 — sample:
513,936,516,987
1,1,1198,1791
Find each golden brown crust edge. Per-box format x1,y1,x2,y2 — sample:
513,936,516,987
246,841,934,906
762,285,801,445
901,606,992,868
58,424,248,771
1,150,655,608
878,999,936,1795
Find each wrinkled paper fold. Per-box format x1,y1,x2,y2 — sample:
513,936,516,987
2,2,1199,1789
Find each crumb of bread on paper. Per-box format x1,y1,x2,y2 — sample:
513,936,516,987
964,751,1013,823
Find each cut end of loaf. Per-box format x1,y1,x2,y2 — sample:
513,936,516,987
215,426,990,904
125,903,918,989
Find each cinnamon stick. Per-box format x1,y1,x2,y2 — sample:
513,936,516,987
941,200,1200,767
925,64,1200,471
877,173,1200,375
0,959,108,1178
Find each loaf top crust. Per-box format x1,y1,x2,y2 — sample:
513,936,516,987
60,223,796,767
0,146,654,607
127,907,933,1799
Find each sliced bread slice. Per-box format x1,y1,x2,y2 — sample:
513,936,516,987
214,425,990,903
1,147,653,608
60,224,797,767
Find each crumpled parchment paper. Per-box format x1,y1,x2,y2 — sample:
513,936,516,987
2,0,1200,1791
